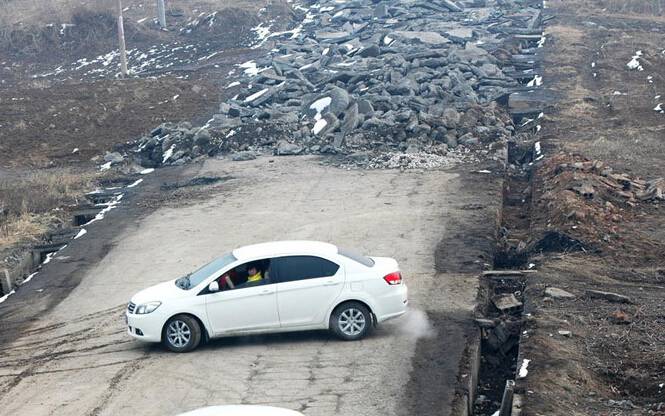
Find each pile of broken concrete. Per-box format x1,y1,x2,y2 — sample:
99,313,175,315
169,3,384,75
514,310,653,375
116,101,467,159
126,0,546,169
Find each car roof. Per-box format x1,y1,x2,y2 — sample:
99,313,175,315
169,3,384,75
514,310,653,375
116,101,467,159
232,240,338,261
176,405,304,416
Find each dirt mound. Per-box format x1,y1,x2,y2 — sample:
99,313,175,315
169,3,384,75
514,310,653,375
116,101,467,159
0,9,148,59
532,152,663,256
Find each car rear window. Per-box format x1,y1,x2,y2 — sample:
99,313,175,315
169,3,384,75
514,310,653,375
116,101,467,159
272,256,340,282
337,248,375,267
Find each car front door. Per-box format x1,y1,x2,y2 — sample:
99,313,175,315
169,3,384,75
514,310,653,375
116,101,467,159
204,263,279,335
272,256,344,328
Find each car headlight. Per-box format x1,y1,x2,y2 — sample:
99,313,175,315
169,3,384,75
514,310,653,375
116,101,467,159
135,301,161,314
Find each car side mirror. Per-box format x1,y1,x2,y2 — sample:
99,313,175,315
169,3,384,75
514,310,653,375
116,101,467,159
208,281,220,293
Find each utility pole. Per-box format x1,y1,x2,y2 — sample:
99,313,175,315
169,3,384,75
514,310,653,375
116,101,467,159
116,0,128,77
157,0,167,29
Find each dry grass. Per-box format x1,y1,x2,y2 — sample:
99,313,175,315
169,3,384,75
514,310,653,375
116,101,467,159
596,0,665,15
0,212,59,247
0,168,97,247
0,0,265,27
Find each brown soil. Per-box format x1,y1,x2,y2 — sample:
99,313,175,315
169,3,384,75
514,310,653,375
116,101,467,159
516,0,665,414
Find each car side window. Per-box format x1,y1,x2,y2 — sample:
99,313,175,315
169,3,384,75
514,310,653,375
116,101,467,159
272,256,340,283
215,258,273,291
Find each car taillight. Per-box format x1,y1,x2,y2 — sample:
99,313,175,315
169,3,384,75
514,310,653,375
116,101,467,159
383,272,402,285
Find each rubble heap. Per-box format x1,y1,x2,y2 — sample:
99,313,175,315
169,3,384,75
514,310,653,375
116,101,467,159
534,153,664,251
127,0,547,169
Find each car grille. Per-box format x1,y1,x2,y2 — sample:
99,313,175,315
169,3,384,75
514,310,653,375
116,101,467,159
127,302,136,314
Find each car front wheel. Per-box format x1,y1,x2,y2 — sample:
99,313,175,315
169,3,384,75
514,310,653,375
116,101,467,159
330,302,372,341
163,314,201,352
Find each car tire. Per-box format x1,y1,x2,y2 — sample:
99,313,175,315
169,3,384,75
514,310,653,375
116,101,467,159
330,302,373,341
163,314,202,353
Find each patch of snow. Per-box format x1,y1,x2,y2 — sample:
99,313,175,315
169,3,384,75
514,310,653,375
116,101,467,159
74,229,87,239
43,252,57,265
137,17,148,23
162,144,175,163
226,130,236,138
534,141,541,155
99,161,112,171
309,97,332,120
83,194,124,226
384,35,394,46
127,178,143,188
0,290,16,304
655,103,664,113
537,34,546,48
226,81,240,88
244,88,269,102
591,62,596,68
312,118,328,134
627,51,644,71
527,75,543,87
172,94,179,100
518,359,531,379
72,148,79,153
322,47,330,55
23,272,39,284
140,168,154,175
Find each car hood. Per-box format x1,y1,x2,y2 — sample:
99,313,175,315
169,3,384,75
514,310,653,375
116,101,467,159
131,280,187,304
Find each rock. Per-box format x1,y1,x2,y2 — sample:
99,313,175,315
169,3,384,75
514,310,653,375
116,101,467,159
445,133,458,148
491,293,522,311
328,86,351,116
340,103,360,138
348,151,371,161
609,310,631,324
104,152,124,164
557,330,572,337
458,133,479,146
586,290,632,304
231,151,257,161
392,31,450,46
545,287,575,299
441,108,461,129
275,140,303,156
373,4,390,18
358,45,381,58
193,129,211,145
357,99,375,117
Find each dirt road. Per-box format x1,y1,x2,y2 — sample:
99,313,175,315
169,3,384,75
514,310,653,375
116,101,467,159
0,157,500,416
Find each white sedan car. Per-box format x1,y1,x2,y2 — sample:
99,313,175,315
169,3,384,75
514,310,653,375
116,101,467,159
126,241,408,352
176,405,303,416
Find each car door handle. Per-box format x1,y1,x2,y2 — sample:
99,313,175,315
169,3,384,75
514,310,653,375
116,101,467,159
323,281,339,286
259,289,273,295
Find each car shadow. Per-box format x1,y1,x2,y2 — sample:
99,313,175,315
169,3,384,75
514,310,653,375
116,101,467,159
199,326,396,351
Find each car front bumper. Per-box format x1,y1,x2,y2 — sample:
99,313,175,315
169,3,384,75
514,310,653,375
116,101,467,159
126,311,163,343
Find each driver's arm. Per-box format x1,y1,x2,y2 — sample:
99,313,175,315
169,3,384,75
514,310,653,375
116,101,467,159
224,274,235,289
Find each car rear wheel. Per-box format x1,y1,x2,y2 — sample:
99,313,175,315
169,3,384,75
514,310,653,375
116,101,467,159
330,302,372,341
163,314,201,352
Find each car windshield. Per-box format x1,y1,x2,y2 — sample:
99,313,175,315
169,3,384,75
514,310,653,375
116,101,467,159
175,253,237,290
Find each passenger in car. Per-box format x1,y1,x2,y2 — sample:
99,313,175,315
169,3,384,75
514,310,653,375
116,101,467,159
247,264,263,283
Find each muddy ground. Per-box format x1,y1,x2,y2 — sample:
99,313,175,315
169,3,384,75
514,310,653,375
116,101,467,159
0,156,502,416
0,0,291,168
516,0,665,414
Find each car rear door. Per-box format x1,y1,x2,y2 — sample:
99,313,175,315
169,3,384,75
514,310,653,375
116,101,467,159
272,255,345,328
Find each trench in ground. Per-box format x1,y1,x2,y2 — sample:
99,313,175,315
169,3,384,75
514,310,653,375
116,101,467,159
473,135,536,416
